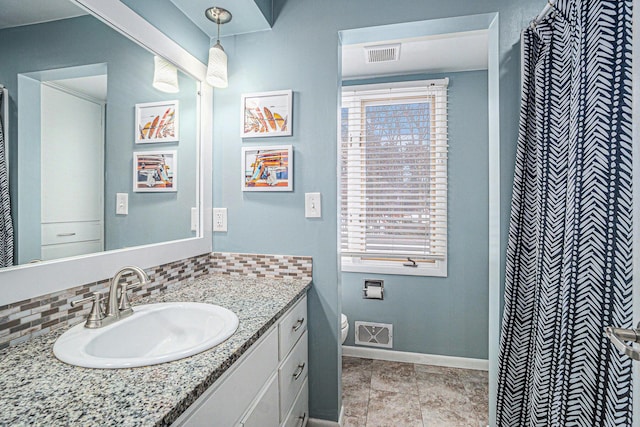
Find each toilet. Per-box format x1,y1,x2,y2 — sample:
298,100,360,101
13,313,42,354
341,313,349,344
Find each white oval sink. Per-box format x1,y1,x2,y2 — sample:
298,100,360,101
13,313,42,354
53,302,239,369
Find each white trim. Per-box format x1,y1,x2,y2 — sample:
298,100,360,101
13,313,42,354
341,257,447,277
342,78,449,94
338,405,344,426
487,14,501,427
0,0,213,306
342,345,489,371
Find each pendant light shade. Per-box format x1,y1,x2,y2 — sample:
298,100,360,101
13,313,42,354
206,43,228,88
152,56,180,93
205,6,232,89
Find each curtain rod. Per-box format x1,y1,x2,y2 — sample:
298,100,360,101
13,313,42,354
531,0,556,28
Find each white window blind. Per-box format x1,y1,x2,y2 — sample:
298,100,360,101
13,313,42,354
340,79,448,275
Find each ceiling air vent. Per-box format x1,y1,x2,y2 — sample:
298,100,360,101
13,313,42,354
364,43,401,64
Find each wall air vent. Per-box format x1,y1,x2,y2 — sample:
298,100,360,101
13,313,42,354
364,43,401,64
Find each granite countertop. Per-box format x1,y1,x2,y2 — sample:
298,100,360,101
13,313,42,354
0,274,311,427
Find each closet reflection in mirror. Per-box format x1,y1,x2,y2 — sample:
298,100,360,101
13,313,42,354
0,0,199,267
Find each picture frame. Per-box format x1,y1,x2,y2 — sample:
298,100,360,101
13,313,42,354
135,100,179,143
241,90,292,138
242,145,293,192
133,150,177,192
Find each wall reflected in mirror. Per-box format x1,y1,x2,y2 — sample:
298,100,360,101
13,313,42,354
0,0,200,268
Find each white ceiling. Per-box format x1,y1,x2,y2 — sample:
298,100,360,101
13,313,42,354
342,30,489,80
49,75,108,101
0,0,86,29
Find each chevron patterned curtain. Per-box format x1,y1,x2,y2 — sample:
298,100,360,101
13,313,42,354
496,0,633,426
0,89,12,268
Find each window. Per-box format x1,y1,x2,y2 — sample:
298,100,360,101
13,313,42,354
340,80,448,277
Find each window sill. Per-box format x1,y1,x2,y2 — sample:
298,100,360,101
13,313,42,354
341,257,447,277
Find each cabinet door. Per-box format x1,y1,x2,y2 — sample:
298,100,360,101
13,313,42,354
239,373,279,427
175,328,279,427
41,84,104,223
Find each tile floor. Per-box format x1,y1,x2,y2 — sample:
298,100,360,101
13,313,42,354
341,357,488,427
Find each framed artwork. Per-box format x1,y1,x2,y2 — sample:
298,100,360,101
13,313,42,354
135,100,179,143
242,145,293,192
133,150,177,192
241,90,292,138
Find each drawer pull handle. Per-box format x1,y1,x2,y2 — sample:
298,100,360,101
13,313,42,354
57,232,77,237
293,363,306,380
292,318,305,332
297,412,307,427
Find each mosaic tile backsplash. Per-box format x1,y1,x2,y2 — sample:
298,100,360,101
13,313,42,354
0,252,312,350
210,252,313,279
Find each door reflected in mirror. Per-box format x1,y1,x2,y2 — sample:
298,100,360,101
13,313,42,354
0,0,200,267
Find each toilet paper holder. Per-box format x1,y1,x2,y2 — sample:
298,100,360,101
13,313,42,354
363,279,384,300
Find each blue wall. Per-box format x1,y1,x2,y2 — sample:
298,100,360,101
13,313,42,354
341,70,489,359
121,0,210,63
0,16,198,263
212,0,539,421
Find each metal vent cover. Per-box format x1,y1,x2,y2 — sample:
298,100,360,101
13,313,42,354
364,43,401,63
355,321,393,348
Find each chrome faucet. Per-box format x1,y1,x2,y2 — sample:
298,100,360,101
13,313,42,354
71,265,150,328
106,266,149,321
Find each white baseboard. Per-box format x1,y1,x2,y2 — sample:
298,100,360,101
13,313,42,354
342,345,489,371
308,417,340,427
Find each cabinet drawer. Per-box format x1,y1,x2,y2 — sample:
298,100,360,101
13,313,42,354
41,221,102,245
41,240,103,261
279,296,307,360
281,378,308,427
175,328,279,427
279,331,308,421
239,373,279,427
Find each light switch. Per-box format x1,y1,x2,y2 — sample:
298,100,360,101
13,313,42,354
305,192,321,218
191,207,199,232
116,193,128,215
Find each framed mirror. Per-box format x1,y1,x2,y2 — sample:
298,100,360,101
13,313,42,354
0,0,213,305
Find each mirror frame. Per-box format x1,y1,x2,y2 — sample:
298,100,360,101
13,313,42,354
0,0,213,306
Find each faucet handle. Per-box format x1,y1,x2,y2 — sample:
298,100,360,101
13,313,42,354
118,288,134,317
118,281,143,317
71,292,105,328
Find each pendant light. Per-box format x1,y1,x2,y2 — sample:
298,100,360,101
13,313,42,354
152,56,180,93
205,7,232,88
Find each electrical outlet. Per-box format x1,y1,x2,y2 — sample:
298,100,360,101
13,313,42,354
213,208,227,232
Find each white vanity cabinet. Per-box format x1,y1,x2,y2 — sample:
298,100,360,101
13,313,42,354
173,295,308,427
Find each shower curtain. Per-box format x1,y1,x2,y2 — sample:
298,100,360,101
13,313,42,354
496,0,633,426
0,89,13,267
